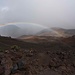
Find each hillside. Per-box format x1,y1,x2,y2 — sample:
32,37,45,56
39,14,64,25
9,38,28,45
0,24,75,38
0,23,47,38
0,36,75,75
37,27,75,37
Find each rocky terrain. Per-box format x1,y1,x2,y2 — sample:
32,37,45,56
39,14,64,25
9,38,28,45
0,35,75,75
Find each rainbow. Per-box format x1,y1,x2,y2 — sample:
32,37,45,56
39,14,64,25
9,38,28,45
0,22,65,37
0,22,48,28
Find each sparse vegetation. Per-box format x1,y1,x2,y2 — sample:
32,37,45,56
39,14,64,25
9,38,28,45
11,45,20,51
0,36,75,75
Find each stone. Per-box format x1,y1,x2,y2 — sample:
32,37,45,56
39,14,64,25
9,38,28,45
17,60,25,70
11,64,18,74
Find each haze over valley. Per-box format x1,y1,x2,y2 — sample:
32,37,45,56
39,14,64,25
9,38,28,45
0,0,75,75
0,23,75,38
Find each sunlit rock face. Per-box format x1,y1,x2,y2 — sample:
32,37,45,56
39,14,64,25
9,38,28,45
0,23,48,38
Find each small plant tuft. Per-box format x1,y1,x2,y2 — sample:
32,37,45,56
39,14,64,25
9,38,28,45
11,45,20,51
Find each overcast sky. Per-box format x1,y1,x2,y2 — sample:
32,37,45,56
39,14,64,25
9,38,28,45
0,0,75,29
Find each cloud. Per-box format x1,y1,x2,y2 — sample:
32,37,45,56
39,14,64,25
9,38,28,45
0,0,75,29
1,7,9,12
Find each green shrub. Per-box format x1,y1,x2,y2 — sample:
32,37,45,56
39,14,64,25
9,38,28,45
11,45,20,51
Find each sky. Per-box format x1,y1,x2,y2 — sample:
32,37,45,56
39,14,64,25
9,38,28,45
0,0,75,29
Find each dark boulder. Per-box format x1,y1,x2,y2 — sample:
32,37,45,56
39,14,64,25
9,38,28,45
11,64,18,74
17,60,25,70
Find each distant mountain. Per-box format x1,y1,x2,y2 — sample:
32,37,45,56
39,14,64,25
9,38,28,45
36,28,58,36
36,27,75,37
52,27,75,37
65,29,75,35
0,23,75,38
0,25,20,38
0,23,47,38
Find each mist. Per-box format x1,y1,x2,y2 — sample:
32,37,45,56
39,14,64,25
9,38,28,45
0,0,75,29
0,23,48,38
